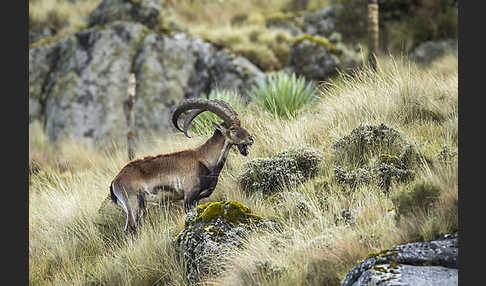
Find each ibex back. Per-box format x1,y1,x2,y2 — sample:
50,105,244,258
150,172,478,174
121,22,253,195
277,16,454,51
109,99,254,233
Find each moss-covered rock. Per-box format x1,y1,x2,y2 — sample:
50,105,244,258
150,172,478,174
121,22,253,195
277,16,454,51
238,146,323,197
176,201,276,283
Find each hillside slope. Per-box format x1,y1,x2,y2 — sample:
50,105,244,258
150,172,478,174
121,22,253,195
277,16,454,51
29,53,457,285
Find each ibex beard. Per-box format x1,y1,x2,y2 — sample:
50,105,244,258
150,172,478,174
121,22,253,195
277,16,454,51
109,99,254,233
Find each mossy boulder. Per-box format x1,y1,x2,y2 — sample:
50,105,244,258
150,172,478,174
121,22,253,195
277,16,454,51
342,233,458,286
176,201,276,283
238,146,323,197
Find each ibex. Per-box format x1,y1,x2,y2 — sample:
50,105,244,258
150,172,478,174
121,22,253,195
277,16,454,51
109,99,254,232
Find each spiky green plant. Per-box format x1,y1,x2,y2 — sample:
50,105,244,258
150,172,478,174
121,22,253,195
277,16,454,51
248,72,319,119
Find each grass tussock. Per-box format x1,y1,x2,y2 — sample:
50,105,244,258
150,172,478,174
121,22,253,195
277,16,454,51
30,53,457,285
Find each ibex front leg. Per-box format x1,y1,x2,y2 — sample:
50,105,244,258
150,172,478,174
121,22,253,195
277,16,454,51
184,187,202,212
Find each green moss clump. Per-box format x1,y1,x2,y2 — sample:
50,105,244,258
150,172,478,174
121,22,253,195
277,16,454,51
292,35,337,53
195,201,259,224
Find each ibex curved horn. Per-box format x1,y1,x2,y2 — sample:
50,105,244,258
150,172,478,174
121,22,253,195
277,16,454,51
171,99,239,138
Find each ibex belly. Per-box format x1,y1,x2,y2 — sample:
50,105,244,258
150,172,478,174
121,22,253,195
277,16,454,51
142,180,185,203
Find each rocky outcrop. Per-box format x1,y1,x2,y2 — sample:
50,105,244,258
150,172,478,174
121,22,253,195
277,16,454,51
41,22,148,146
302,4,341,37
286,33,362,82
409,39,458,64
176,201,276,283
88,0,162,29
29,1,264,145
238,146,322,197
342,233,458,286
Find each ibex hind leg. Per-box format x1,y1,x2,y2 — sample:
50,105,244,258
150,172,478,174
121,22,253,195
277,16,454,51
111,183,145,234
125,192,146,233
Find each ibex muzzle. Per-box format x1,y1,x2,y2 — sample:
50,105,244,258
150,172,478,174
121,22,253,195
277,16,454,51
109,99,253,233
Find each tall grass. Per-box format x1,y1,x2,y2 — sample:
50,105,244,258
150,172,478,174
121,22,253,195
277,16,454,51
29,53,457,285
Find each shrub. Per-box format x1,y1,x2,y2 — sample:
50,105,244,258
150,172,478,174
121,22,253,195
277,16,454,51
394,181,441,217
248,72,319,119
238,146,322,196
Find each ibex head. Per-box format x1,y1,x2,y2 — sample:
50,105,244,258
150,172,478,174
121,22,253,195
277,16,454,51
171,99,254,156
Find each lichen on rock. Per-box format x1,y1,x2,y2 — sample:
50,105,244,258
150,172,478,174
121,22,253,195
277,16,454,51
341,233,458,286
176,201,276,283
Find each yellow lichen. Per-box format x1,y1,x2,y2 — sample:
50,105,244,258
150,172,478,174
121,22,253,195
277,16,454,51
195,201,255,223
379,154,399,163
292,35,336,53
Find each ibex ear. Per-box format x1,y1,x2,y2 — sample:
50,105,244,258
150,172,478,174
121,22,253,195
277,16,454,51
212,122,225,133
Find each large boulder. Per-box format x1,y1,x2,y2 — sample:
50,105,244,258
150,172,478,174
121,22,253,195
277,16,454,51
29,24,264,145
302,4,341,37
88,0,162,30
132,33,198,136
29,39,61,124
41,22,149,146
287,33,362,82
341,233,458,286
176,201,276,283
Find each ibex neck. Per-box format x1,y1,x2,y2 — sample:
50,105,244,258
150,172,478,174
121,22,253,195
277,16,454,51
197,131,232,173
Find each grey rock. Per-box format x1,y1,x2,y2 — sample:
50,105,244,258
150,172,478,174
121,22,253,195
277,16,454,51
88,0,161,29
342,233,458,286
43,22,148,146
288,39,340,82
303,4,341,37
29,25,264,145
409,40,458,64
29,27,54,45
287,34,362,82
132,33,197,139
29,39,61,124
186,39,265,102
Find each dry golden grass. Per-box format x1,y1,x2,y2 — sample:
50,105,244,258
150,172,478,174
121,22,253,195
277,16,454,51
29,52,457,285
